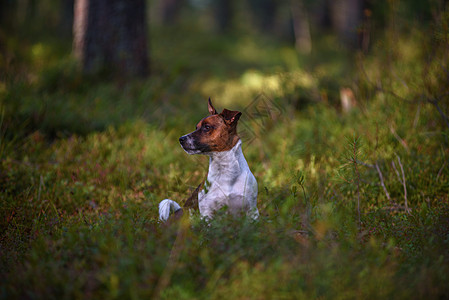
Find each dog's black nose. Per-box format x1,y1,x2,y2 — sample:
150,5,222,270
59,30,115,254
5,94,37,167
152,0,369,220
179,136,187,144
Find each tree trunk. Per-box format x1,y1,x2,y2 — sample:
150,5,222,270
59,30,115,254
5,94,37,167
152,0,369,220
0,0,17,29
309,0,332,29
248,0,277,32
60,0,74,37
214,0,233,33
73,0,149,78
291,0,312,54
330,0,363,48
160,0,185,25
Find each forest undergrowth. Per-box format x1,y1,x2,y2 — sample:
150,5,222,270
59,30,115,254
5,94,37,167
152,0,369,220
1,7,449,300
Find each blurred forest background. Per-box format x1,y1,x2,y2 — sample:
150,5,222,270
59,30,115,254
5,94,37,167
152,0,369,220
1,0,449,299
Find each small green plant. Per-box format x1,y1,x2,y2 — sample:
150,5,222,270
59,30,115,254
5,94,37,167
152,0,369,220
335,135,365,227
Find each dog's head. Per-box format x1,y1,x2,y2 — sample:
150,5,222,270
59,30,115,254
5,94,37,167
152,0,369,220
179,98,242,155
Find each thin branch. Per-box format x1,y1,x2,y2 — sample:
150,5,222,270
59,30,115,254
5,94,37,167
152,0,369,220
413,102,421,129
359,44,449,133
436,161,446,181
389,125,409,153
153,220,188,299
375,162,392,204
357,160,374,168
428,97,449,131
391,68,410,91
352,142,361,228
391,161,401,182
395,154,410,213
357,56,417,104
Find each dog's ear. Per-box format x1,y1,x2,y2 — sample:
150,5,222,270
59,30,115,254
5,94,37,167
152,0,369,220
220,109,242,125
208,97,217,115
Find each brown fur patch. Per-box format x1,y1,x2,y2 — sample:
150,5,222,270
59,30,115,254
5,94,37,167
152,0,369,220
192,114,240,152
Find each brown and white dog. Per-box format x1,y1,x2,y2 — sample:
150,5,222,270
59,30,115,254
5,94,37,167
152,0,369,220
159,98,259,221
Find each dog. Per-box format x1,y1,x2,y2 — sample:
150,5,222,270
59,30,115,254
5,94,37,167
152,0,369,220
159,98,259,222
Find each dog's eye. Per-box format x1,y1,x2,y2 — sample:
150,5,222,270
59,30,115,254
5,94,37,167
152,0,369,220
203,125,212,131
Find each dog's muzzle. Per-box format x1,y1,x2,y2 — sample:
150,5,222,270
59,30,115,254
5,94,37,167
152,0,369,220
179,134,210,154
179,135,198,154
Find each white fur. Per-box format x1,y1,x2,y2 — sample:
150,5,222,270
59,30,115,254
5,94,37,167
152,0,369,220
159,199,181,222
158,139,259,221
199,139,259,219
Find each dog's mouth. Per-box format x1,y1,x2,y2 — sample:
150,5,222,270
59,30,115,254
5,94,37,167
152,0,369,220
180,143,211,155
182,147,202,155
179,135,211,155
180,142,200,154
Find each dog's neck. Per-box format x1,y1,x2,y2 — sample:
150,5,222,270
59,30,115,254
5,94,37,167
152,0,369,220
206,139,248,183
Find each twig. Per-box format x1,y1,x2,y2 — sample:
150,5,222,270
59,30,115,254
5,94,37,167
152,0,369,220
37,175,44,203
413,102,421,129
391,68,410,90
395,154,410,213
356,160,374,168
391,161,401,182
436,161,446,181
389,125,409,153
383,205,410,212
428,96,449,131
153,220,188,300
375,162,392,203
357,56,417,104
352,141,362,228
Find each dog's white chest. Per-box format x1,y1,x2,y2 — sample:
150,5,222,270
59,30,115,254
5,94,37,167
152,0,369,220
198,140,258,219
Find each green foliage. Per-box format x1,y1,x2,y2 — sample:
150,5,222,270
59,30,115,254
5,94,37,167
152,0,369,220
1,3,449,299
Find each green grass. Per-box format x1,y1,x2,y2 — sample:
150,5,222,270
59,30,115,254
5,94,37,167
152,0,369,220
1,15,449,299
